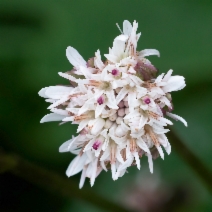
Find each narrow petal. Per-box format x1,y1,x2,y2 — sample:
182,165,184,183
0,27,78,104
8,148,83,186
94,49,105,70
79,167,87,189
162,69,173,82
133,152,140,170
45,86,73,99
156,145,164,159
40,113,66,123
38,87,48,98
139,49,160,57
166,112,187,127
66,46,86,68
116,87,128,104
123,20,132,36
66,154,87,177
147,153,153,173
137,138,150,154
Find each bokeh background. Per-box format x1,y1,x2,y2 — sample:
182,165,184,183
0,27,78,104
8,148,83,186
1,0,212,211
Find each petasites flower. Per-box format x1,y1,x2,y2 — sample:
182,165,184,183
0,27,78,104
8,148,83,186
39,20,187,188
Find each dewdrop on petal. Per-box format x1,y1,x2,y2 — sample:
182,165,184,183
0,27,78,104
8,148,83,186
39,20,187,188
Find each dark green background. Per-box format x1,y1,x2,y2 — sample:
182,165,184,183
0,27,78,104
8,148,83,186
1,0,212,211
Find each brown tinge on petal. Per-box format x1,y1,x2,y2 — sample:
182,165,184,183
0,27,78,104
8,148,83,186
110,144,117,164
121,148,127,161
79,141,89,156
144,125,160,146
146,111,160,120
130,138,137,152
142,82,157,88
97,150,104,168
86,57,95,68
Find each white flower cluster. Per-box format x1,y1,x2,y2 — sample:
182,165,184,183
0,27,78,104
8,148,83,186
39,20,187,188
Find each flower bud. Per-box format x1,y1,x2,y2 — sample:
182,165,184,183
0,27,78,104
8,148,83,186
125,108,129,115
118,101,125,108
124,101,129,107
115,125,126,137
116,117,123,125
104,119,113,129
109,113,118,121
118,108,125,117
134,61,158,81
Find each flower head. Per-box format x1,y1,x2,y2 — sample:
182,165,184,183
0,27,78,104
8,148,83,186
39,20,187,188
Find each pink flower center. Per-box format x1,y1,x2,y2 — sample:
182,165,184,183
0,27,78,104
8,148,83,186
92,140,101,150
112,69,118,76
97,96,104,105
144,98,151,104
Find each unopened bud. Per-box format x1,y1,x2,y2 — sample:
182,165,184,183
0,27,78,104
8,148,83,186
124,101,129,107
115,87,121,94
109,113,118,121
125,108,129,115
134,61,158,81
115,125,126,137
118,101,125,108
118,108,125,117
116,117,123,125
104,119,113,129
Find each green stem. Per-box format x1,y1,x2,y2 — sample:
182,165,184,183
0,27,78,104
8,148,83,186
0,149,132,212
168,128,212,194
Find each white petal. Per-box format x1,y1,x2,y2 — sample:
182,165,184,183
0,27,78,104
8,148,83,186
38,87,48,98
79,167,87,189
94,50,104,70
48,96,70,109
137,138,150,153
100,148,110,161
133,152,140,170
59,136,76,152
106,90,118,109
166,112,187,127
139,49,160,57
90,118,105,135
147,153,153,173
95,103,105,118
116,87,128,104
123,20,132,36
162,69,173,82
51,108,69,116
66,154,87,177
156,145,164,159
163,76,186,93
66,46,86,68
77,119,89,133
117,156,134,172
101,161,107,171
104,54,118,64
114,34,128,42
160,96,171,108
40,113,66,123
45,86,73,99
90,158,98,187
111,163,117,180
58,72,78,82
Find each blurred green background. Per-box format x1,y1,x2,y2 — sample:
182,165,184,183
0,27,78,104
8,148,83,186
1,0,212,211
